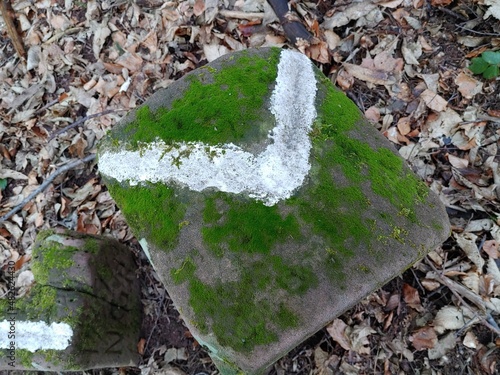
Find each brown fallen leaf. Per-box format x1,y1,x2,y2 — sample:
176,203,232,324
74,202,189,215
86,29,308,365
483,240,499,259
431,0,453,5
403,283,423,311
343,63,398,86
455,72,483,99
365,106,381,123
447,154,469,169
409,326,438,350
326,319,351,351
397,116,411,135
420,89,448,112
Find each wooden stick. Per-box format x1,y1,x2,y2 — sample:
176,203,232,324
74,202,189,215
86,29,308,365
49,109,126,140
266,0,313,45
0,154,96,223
0,0,26,60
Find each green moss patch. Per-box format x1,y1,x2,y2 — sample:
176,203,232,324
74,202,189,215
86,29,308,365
107,181,186,251
124,49,281,148
171,255,315,353
31,237,77,285
202,195,301,256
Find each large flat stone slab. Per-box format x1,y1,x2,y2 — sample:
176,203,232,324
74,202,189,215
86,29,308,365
0,231,141,371
97,47,450,374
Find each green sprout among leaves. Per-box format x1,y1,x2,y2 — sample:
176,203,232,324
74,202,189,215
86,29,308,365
469,51,500,79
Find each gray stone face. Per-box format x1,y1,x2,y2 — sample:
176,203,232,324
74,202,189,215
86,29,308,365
97,47,450,374
0,231,141,371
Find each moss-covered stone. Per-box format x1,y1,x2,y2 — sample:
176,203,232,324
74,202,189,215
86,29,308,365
0,231,141,371
97,47,450,375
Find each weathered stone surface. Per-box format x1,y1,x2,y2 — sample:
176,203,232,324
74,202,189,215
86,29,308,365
97,48,450,374
0,231,141,371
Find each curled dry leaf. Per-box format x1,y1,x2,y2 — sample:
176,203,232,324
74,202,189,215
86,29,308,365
15,270,34,288
420,89,448,112
409,326,438,350
343,63,398,86
463,331,480,349
336,69,354,90
455,72,483,99
461,272,479,294
464,219,494,233
365,106,381,123
455,232,485,271
349,325,376,355
447,154,469,169
428,332,457,360
433,306,468,334
326,318,351,351
483,240,499,259
402,283,423,311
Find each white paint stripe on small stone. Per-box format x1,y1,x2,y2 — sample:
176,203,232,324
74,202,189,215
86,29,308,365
98,50,318,206
0,320,73,351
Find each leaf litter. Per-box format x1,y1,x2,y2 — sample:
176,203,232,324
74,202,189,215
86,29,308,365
1,0,500,373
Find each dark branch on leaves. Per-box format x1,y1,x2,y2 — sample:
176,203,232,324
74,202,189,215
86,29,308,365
0,154,96,223
267,0,313,46
0,0,26,60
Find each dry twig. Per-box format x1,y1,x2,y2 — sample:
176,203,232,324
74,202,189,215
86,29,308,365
49,109,126,140
0,0,26,59
0,154,96,223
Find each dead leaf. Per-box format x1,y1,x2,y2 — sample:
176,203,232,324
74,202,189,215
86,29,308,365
433,306,467,334
420,89,448,112
409,326,437,350
365,106,381,123
15,270,34,288
336,69,354,90
483,240,499,259
463,331,480,349
193,0,206,16
343,63,398,86
403,283,423,311
397,117,411,135
447,154,469,169
428,332,457,360
348,325,376,355
455,72,483,99
137,338,146,355
326,319,351,351
455,232,485,271
431,0,453,5
115,52,144,73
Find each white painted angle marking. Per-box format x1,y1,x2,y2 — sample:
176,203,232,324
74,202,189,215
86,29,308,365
0,320,73,351
98,50,318,206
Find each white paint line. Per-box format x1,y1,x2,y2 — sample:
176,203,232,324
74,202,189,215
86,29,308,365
98,50,318,206
0,320,73,351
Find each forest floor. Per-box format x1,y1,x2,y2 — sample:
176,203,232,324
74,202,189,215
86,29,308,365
1,0,500,374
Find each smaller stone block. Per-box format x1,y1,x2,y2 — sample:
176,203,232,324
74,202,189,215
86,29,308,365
0,231,141,371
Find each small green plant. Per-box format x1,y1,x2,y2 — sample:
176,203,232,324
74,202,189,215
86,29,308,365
0,178,6,190
469,51,500,79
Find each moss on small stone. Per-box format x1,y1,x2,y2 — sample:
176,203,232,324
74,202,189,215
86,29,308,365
107,181,187,251
17,284,58,322
16,349,34,368
31,239,76,285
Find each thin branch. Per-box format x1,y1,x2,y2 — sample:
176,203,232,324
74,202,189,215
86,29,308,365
266,0,313,45
0,154,96,223
49,109,126,140
455,24,500,37
0,0,26,60
219,10,264,20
